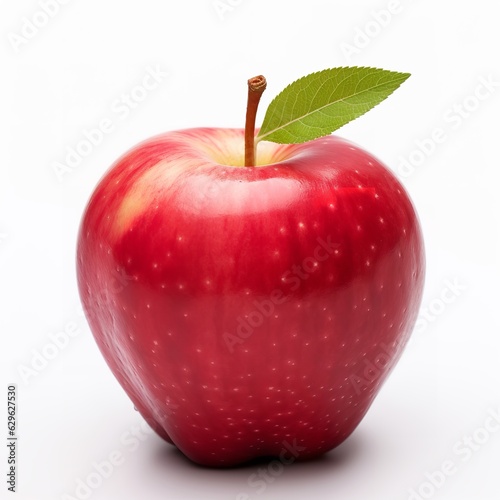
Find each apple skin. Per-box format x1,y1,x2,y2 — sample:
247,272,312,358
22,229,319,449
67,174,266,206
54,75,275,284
77,128,424,467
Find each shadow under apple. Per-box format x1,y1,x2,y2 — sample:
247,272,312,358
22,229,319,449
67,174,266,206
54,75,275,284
145,431,365,498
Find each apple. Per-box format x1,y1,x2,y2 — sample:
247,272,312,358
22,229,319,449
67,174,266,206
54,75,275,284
77,71,424,467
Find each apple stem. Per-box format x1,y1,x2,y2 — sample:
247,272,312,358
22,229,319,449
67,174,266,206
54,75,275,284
245,75,267,167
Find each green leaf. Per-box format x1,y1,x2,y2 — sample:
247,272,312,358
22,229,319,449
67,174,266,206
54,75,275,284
256,67,410,144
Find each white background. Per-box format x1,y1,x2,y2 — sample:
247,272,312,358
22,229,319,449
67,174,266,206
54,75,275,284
1,0,499,499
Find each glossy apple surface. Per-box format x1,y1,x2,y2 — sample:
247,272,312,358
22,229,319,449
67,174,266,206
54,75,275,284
77,128,425,466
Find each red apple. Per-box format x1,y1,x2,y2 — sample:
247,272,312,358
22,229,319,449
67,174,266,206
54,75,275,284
77,127,424,466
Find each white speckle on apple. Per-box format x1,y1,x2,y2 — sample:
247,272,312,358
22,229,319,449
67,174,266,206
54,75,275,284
146,303,151,309
356,225,362,231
